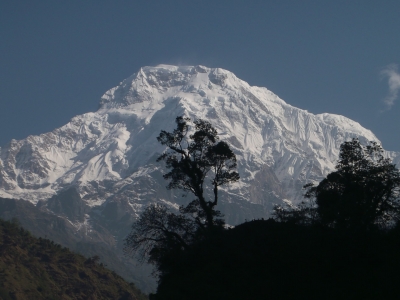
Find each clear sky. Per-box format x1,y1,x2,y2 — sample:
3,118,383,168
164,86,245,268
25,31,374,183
1,1,400,151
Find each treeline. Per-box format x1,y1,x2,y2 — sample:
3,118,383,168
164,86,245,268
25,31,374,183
124,117,400,299
152,219,400,299
0,218,148,300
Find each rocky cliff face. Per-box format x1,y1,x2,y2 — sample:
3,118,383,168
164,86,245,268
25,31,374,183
1,65,398,226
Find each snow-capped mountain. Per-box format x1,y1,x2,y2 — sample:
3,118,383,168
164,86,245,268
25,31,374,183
0,65,398,225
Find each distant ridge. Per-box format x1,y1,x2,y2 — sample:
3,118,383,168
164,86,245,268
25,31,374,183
0,217,147,299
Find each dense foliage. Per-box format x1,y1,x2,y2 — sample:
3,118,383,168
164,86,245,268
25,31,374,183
275,139,400,230
124,116,242,299
126,131,400,299
0,218,147,300
124,117,239,266
151,219,400,299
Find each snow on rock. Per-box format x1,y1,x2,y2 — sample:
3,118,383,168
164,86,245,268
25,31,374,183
0,65,398,223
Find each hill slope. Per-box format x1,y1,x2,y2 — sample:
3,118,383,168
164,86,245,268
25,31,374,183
0,196,155,293
0,218,147,300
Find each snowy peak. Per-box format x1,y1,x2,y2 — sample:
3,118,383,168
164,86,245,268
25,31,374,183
0,65,397,222
99,65,243,110
98,64,376,141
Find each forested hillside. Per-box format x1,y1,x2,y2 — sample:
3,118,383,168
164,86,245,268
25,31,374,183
0,218,147,300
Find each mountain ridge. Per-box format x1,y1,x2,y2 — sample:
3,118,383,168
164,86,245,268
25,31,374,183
0,65,397,215
0,216,147,299
1,64,398,292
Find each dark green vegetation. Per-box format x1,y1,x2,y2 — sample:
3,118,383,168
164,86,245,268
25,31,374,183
126,132,400,299
0,190,154,293
152,219,400,299
125,117,239,265
0,218,148,300
275,138,400,230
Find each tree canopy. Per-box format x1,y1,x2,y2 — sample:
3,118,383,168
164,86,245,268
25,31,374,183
275,138,400,230
124,116,239,267
123,136,400,299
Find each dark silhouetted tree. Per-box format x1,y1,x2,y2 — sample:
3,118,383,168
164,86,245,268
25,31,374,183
275,138,400,230
124,116,239,267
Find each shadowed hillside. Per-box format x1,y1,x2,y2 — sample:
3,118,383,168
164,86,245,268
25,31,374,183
0,218,148,300
0,196,155,293
151,219,400,299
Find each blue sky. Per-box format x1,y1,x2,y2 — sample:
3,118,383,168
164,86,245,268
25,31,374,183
1,1,400,150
